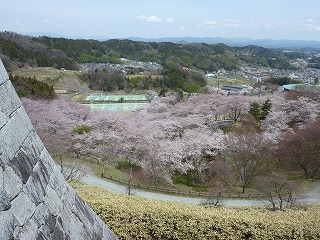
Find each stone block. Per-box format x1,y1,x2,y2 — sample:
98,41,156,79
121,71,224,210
72,195,95,226
56,183,75,233
51,217,65,240
3,166,23,201
61,183,76,213
11,150,36,184
0,107,33,167
0,190,11,211
0,80,21,116
24,161,50,205
11,191,36,226
44,186,62,217
48,165,66,197
36,225,51,240
0,111,9,130
31,203,57,240
14,218,38,240
0,210,14,240
20,130,44,163
39,148,56,177
68,214,84,240
32,203,52,228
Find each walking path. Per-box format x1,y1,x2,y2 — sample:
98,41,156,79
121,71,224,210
83,175,265,206
82,175,320,206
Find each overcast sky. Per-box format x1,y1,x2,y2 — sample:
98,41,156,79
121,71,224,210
1,0,319,40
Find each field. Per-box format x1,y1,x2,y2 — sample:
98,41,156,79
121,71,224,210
12,67,90,90
74,183,320,240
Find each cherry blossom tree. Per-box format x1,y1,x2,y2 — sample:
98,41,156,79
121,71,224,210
262,93,320,143
22,92,276,188
217,95,250,122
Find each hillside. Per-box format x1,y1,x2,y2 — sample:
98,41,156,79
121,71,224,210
0,32,79,71
1,31,305,73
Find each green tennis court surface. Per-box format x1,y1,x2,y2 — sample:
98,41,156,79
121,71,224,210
84,102,149,111
85,94,148,102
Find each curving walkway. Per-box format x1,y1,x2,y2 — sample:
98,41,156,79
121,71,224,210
82,175,320,206
83,175,263,206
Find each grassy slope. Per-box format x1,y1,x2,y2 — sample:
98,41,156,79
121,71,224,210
11,67,90,90
74,182,320,240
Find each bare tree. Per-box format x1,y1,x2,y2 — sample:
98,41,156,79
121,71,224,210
277,119,320,179
204,183,228,206
257,172,301,211
206,158,234,188
222,133,273,193
53,151,87,182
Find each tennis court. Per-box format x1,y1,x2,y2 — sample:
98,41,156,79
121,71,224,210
84,102,149,111
85,94,148,102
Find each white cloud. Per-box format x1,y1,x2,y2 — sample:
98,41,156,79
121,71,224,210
137,15,161,22
146,16,161,22
165,18,174,23
136,15,173,23
198,19,240,29
200,21,219,28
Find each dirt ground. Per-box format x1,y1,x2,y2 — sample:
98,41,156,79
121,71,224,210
55,72,90,91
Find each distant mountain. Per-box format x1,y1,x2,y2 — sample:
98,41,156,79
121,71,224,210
126,37,320,49
7,31,320,49
19,31,109,41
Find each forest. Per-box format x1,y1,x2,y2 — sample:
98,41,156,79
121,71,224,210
1,31,305,73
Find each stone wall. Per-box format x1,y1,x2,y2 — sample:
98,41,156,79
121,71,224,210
0,59,118,240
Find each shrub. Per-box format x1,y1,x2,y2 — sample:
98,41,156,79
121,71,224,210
74,183,320,240
72,124,92,134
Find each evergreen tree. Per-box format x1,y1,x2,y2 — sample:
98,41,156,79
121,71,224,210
249,101,261,120
249,99,272,121
261,99,272,120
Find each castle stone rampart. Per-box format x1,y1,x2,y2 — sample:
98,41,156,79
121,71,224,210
0,59,117,240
